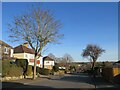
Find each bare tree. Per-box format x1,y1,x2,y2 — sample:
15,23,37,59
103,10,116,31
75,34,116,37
63,53,74,64
8,7,63,80
59,54,74,70
48,53,56,59
48,53,60,63
81,44,105,71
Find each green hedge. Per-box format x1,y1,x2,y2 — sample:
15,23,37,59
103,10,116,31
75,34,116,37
41,68,51,75
36,67,51,75
15,59,28,76
53,65,59,72
26,65,33,76
2,60,23,77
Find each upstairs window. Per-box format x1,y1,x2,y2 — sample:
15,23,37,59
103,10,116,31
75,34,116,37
46,61,49,63
4,47,9,54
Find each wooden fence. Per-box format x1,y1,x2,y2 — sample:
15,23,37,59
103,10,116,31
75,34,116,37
102,68,120,84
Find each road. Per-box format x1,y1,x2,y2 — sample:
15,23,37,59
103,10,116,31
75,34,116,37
2,73,120,90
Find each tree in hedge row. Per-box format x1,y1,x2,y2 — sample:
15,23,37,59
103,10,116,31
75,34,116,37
15,59,28,78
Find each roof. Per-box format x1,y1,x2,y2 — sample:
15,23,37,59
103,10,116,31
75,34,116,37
115,61,120,63
14,45,35,54
43,56,54,61
0,40,13,48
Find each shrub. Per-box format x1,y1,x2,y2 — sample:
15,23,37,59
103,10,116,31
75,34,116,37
33,67,51,75
36,66,40,74
38,68,50,75
53,65,59,72
42,68,50,75
59,70,65,75
2,60,10,77
8,64,23,77
15,59,28,76
2,60,23,77
50,69,54,75
26,65,33,76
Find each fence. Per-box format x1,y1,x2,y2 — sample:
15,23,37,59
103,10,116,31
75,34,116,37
102,68,120,84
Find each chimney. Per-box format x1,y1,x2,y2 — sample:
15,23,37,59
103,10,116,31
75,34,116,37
23,42,29,48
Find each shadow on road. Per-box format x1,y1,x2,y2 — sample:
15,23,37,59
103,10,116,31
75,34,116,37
2,81,119,90
2,81,94,90
59,73,94,85
2,73,120,90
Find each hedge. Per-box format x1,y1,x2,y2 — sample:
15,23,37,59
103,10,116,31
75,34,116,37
26,65,33,76
36,67,51,75
15,59,28,76
53,65,59,72
2,60,23,77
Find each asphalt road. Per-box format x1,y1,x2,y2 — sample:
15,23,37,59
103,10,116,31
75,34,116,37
2,73,120,90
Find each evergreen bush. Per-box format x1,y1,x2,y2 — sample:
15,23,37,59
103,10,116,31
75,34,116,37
2,60,23,77
15,59,28,76
26,65,33,76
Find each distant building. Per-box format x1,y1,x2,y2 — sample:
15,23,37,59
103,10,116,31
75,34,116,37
0,40,14,60
13,43,43,67
43,56,55,70
113,61,120,68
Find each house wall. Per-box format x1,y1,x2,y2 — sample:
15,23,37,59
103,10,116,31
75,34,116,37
13,53,24,59
44,61,54,66
0,41,14,60
37,56,43,68
44,65,53,70
1,46,13,60
13,53,43,68
44,61,54,70
10,49,14,57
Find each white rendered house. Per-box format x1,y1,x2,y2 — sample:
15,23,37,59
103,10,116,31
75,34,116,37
13,43,43,68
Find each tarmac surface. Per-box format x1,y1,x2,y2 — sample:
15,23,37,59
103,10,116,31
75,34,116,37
2,73,120,90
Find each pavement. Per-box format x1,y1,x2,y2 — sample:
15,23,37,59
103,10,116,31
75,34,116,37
2,73,120,90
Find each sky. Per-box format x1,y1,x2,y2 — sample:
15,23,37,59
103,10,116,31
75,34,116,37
2,2,118,62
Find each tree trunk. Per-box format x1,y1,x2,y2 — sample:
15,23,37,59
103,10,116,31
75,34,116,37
91,60,96,78
33,55,37,80
91,62,95,71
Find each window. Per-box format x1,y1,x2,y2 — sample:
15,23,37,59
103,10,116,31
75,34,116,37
46,61,49,63
4,47,9,54
26,54,27,58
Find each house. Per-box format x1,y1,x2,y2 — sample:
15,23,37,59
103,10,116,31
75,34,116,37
113,60,120,68
43,56,55,70
13,43,43,67
0,40,14,60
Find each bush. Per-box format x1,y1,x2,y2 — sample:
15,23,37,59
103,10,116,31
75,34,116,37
2,60,10,77
15,59,28,76
53,65,59,72
38,68,50,75
59,70,65,75
26,65,33,76
42,68,50,75
49,69,54,75
33,67,51,75
36,66,41,74
2,60,23,77
8,64,23,77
